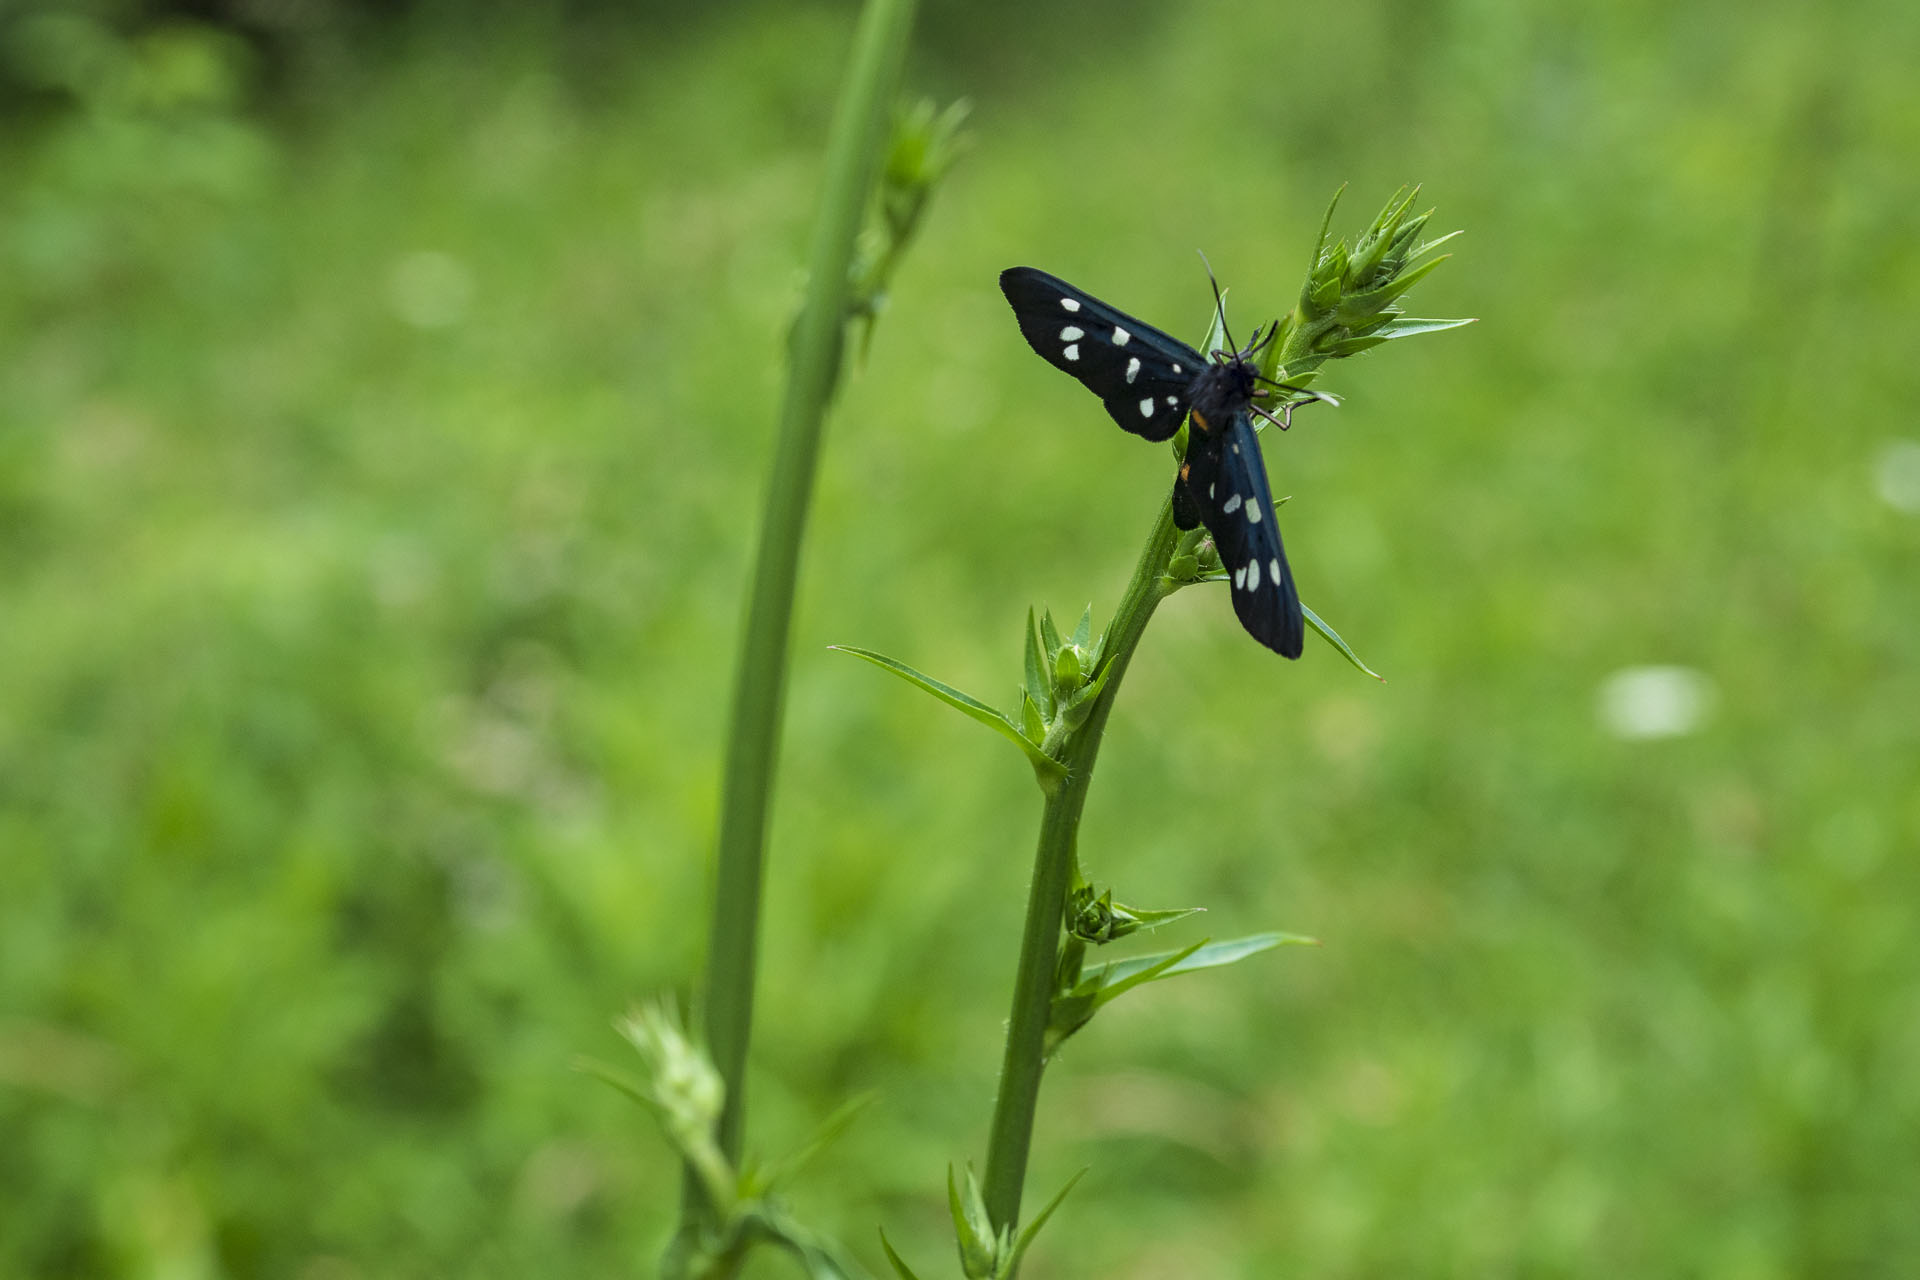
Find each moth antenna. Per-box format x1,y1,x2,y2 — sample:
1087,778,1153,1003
1249,318,1281,360
1196,249,1238,357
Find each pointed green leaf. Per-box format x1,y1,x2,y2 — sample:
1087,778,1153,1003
1083,939,1206,1003
948,1165,997,1277
1096,931,1315,992
1301,602,1385,681
1088,618,1113,670
1071,603,1092,649
1020,690,1046,744
1115,903,1206,931
1039,608,1063,660
830,646,1066,786
1336,254,1449,323
1389,208,1433,255
1047,938,1210,1055
1369,184,1417,239
1347,194,1407,282
1408,228,1464,263
1305,183,1346,280
746,1203,860,1280
1373,315,1475,340
572,1056,659,1113
1059,652,1114,729
758,1093,873,1192
1023,608,1051,719
1046,991,1099,1053
1005,1168,1088,1277
878,1230,926,1280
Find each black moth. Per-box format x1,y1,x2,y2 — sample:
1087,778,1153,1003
999,265,1312,658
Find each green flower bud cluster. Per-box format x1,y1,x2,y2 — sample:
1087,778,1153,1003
615,1003,731,1209
1019,604,1111,751
589,1005,866,1280
1262,185,1468,391
927,1163,1084,1280
1066,884,1203,946
1044,886,1208,1053
848,97,969,353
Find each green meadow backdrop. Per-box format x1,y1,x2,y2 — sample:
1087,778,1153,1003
3,1,1917,1275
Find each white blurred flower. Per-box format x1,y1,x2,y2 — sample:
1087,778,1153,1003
1597,665,1715,739
1873,439,1920,514
387,250,474,329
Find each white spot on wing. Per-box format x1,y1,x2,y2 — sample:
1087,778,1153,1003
1060,297,1081,312
1269,558,1282,585
1172,363,1183,374
1247,502,1263,523
1125,357,1141,384
1063,343,1080,361
1222,494,1243,514
1060,326,1085,341
1165,396,1177,406
1139,398,1155,418
1233,565,1248,589
1113,328,1131,346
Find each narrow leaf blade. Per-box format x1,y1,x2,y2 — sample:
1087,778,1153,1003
1374,315,1476,340
878,1231,925,1280
1096,931,1315,989
1301,602,1385,681
759,1093,873,1191
1023,607,1051,718
830,646,1066,782
1008,1168,1089,1273
1408,228,1465,262
1307,182,1347,278
1085,940,1205,1007
572,1056,659,1113
1116,904,1205,931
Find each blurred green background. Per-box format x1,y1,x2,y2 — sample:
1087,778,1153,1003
4,0,1917,1276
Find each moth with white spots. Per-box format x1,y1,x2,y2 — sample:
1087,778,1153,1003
999,265,1315,658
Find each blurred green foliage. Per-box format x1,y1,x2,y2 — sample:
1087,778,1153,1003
3,1,1918,1277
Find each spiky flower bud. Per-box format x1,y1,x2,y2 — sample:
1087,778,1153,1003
615,1002,736,1218
1262,186,1468,391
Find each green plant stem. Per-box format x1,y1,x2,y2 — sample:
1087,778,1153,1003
979,296,1330,1237
980,498,1180,1232
692,0,917,1225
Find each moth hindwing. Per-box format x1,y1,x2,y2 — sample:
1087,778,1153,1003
1178,410,1304,658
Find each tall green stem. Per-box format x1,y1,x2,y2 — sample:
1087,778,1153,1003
979,296,1331,1236
693,0,916,1218
980,498,1180,1229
